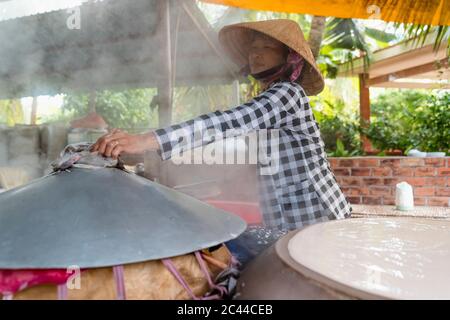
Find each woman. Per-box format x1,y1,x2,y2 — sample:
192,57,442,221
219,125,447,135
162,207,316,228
92,20,352,263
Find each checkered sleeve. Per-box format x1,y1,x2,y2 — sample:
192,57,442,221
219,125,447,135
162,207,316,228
153,83,301,160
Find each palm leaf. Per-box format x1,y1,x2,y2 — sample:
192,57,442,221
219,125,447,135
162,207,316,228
323,18,372,71
394,22,449,52
364,27,397,43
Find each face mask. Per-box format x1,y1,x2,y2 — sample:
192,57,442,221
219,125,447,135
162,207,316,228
250,63,285,80
241,49,306,86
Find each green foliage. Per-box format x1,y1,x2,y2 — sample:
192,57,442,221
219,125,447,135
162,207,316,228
0,99,24,126
60,88,158,130
395,23,449,53
59,85,239,130
362,90,450,154
319,18,398,78
364,27,398,43
172,85,237,123
412,92,450,152
313,89,449,157
332,138,361,157
309,79,362,157
312,98,362,157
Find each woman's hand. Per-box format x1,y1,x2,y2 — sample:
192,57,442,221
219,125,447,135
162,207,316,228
90,129,159,159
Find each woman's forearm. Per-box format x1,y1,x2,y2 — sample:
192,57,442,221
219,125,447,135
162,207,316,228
140,131,161,152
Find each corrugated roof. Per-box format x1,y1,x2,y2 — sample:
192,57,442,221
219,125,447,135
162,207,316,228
0,0,239,99
0,0,89,22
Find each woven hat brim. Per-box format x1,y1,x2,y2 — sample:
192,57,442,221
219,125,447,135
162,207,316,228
219,20,325,96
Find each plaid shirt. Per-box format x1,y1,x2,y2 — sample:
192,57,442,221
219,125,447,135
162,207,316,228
154,81,352,230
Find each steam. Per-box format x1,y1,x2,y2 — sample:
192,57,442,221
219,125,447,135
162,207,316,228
0,0,260,208
0,0,89,22
0,0,238,100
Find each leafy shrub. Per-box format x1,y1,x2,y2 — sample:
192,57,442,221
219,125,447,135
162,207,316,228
362,90,449,154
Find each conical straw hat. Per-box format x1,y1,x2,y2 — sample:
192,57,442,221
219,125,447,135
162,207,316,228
219,19,325,95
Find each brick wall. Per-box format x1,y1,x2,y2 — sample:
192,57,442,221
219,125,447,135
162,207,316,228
329,156,450,207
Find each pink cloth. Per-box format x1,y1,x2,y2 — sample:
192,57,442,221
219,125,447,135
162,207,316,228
286,49,306,82
262,49,305,84
1,267,124,300
0,269,74,295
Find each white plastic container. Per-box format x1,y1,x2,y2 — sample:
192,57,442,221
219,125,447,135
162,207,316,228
407,149,427,157
395,181,414,211
426,152,446,157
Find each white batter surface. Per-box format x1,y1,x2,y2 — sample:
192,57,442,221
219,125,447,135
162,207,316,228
288,218,450,299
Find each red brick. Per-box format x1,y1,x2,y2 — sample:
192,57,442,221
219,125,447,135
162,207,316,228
427,197,449,207
380,158,401,167
384,178,400,185
383,197,396,205
425,177,446,186
392,167,414,176
340,186,350,193
402,177,427,186
362,196,382,205
341,177,362,186
341,187,361,196
347,196,361,204
339,159,357,167
328,158,339,168
437,168,450,176
414,197,427,206
435,187,450,197
358,158,379,167
369,186,391,196
333,168,351,176
362,178,383,185
371,167,392,176
401,158,424,167
447,158,450,167
414,187,435,196
424,158,445,166
359,187,371,195
414,167,436,177
351,168,371,176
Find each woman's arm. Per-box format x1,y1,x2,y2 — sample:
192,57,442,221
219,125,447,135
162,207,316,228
91,82,303,160
154,82,302,160
90,128,160,159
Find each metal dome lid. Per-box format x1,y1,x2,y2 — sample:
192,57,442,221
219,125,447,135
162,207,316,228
0,164,246,269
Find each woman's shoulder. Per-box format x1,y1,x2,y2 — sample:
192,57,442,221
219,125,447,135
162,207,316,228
268,80,305,93
265,81,307,99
